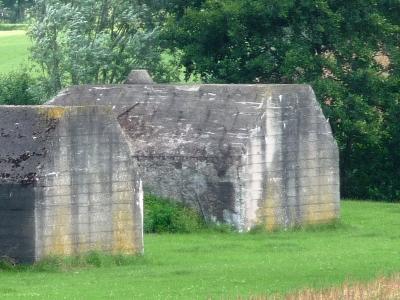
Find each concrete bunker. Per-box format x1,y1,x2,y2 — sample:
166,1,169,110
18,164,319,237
0,106,143,263
49,72,340,231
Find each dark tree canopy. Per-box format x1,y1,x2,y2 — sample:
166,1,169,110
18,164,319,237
0,0,33,22
159,0,400,200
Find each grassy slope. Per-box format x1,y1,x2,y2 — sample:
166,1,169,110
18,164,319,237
0,30,30,74
0,201,399,299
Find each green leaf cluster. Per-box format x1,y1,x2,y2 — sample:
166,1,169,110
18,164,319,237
144,194,206,233
28,0,178,94
0,70,46,105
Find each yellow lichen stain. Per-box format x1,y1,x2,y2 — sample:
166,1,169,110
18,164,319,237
257,182,339,230
44,206,72,256
257,181,280,231
112,209,136,254
38,107,66,119
303,187,339,225
304,210,337,225
77,234,89,253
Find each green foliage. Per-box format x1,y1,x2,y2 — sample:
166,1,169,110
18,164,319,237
0,201,399,298
144,194,206,233
160,0,400,200
0,70,47,105
28,0,179,94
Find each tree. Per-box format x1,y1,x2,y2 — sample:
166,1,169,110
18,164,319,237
159,0,400,200
0,0,33,23
29,0,175,94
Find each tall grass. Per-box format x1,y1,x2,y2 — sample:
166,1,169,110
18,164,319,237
253,274,400,299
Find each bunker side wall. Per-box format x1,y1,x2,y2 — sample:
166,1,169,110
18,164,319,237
242,86,340,230
35,106,143,260
0,106,66,263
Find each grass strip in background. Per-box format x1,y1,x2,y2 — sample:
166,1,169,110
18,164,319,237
0,30,31,74
0,24,28,31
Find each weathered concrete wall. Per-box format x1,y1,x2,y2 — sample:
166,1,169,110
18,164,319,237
0,106,62,262
241,86,339,230
50,83,340,231
0,185,36,262
0,106,143,262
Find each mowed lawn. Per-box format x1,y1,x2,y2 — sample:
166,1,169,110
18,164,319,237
0,30,31,74
0,201,399,299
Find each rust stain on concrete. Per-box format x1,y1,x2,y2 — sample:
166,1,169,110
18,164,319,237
113,209,135,254
38,107,66,119
45,206,72,256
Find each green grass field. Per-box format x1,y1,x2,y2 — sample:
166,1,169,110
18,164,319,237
0,201,399,299
0,30,31,74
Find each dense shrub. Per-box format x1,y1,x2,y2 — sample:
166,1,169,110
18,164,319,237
144,194,206,233
0,71,48,105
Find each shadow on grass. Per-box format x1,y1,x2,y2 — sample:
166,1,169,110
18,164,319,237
0,251,149,273
248,219,349,235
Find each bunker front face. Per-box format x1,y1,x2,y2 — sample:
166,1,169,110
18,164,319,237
50,80,340,231
0,106,143,263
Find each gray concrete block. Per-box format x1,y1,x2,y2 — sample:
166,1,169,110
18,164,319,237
49,81,340,231
0,106,143,263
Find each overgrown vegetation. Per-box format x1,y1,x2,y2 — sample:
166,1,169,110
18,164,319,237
144,194,233,233
0,70,48,105
144,194,206,233
0,201,399,299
